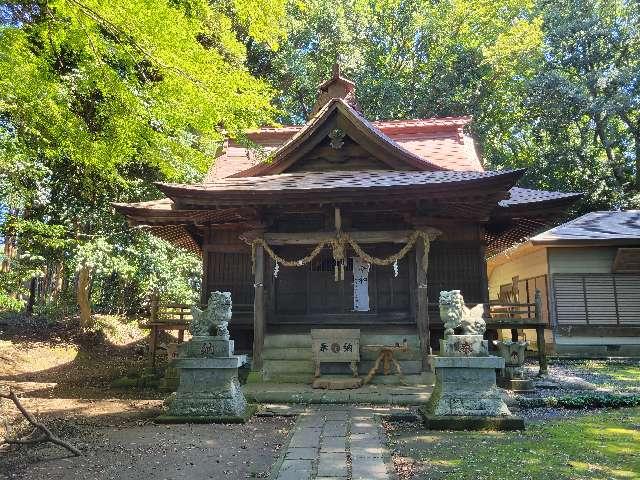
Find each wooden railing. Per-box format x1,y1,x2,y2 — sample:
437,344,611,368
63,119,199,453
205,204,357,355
149,298,254,325
486,289,544,328
150,302,193,324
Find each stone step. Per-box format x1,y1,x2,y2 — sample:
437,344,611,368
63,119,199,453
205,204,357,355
263,347,313,361
260,372,433,386
264,334,311,349
322,360,423,376
369,372,434,385
262,372,315,383
262,345,421,362
264,359,316,374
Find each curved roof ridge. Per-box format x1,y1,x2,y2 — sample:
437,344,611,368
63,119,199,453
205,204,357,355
229,99,446,177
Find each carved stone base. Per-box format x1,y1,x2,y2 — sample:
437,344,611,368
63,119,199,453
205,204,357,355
440,335,488,357
160,338,250,422
157,403,256,424
164,376,248,419
425,356,512,417
420,412,524,431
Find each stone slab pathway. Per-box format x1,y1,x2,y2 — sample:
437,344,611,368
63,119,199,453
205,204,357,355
273,405,393,480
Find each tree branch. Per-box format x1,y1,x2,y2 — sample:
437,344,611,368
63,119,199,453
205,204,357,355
0,390,81,456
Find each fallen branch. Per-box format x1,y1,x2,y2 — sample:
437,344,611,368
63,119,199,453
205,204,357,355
0,389,81,456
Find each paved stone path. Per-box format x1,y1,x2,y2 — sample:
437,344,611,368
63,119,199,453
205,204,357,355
273,405,392,480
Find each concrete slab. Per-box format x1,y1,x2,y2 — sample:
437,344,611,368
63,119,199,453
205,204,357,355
285,447,318,460
317,452,348,477
243,381,433,405
351,457,388,479
320,435,347,453
277,459,313,480
322,420,348,437
289,427,322,448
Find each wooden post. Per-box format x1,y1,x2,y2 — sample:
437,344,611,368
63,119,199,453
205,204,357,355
150,291,159,323
253,244,266,372
511,329,519,342
415,242,430,371
534,289,548,375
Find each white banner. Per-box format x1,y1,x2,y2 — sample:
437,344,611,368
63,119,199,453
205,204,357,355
353,257,371,312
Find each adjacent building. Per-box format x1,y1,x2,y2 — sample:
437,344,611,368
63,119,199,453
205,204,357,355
488,211,640,356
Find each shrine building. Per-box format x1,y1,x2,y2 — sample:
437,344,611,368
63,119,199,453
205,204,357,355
115,65,581,382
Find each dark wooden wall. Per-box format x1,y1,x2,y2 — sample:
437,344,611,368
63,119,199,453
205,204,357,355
268,246,411,325
200,216,489,341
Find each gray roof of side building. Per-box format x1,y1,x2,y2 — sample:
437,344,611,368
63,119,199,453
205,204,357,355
531,210,640,244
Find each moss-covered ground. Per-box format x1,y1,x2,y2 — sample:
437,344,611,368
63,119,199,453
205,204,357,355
387,408,640,479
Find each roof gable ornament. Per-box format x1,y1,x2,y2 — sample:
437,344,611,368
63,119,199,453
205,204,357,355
310,62,360,117
328,128,345,149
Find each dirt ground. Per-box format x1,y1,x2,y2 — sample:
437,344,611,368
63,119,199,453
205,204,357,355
0,320,294,480
0,415,293,480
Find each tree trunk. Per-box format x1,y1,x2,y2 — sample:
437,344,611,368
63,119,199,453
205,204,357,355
594,115,626,187
618,112,640,191
52,262,64,298
24,278,37,317
76,266,93,328
1,229,16,273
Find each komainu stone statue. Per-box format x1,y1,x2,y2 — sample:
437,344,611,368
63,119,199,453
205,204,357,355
439,290,486,336
158,291,250,423
190,291,232,338
422,289,522,429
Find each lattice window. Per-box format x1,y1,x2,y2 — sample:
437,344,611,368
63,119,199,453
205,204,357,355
554,274,640,325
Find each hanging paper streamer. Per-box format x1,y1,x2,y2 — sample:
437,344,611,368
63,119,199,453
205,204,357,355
393,259,399,278
353,257,371,312
273,262,279,278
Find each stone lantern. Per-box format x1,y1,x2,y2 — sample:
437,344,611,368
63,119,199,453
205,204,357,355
493,340,534,393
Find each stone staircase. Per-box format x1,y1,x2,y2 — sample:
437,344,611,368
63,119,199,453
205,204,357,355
260,332,432,384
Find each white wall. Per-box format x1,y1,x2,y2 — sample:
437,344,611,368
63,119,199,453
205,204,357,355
488,247,548,299
547,247,617,274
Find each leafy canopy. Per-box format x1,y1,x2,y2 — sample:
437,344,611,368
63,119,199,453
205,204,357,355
0,0,285,313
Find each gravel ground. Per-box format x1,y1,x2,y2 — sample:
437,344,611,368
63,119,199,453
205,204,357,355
505,358,640,420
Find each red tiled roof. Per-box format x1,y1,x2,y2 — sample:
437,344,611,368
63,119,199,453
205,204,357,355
229,99,447,177
205,111,480,180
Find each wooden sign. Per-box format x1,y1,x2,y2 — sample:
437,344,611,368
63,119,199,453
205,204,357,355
311,329,360,378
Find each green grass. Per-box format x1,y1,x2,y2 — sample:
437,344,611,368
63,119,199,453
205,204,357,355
387,408,640,479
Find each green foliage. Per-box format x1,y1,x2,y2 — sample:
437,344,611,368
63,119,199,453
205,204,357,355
0,291,24,312
0,0,284,318
246,0,640,211
519,392,640,409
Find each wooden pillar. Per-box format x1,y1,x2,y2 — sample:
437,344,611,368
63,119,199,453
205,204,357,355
536,326,548,375
415,241,430,371
253,244,266,372
535,289,548,375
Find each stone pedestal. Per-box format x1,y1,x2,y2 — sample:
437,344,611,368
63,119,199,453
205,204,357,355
440,334,488,357
160,343,180,392
422,334,523,430
157,335,252,423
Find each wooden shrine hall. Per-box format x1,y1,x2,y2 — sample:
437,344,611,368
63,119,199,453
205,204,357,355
115,65,581,381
